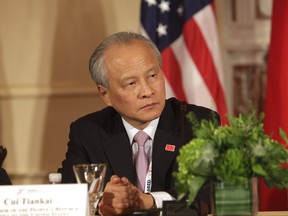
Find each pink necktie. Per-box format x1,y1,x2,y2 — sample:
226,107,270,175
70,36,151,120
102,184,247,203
134,131,149,191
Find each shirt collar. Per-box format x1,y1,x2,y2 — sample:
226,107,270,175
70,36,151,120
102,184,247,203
122,118,159,145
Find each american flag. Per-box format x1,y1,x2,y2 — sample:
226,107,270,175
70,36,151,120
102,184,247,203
140,0,227,124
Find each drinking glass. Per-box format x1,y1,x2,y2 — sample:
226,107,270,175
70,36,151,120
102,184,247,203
73,163,107,216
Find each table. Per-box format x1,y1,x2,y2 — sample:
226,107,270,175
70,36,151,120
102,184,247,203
257,212,288,216
134,209,288,216
206,213,288,216
161,200,288,216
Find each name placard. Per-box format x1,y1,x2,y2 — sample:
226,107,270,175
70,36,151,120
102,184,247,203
0,184,88,216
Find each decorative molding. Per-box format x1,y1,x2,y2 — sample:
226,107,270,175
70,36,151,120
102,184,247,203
230,0,272,22
256,0,272,19
225,43,268,53
0,81,99,98
221,0,271,52
233,64,267,115
231,0,237,22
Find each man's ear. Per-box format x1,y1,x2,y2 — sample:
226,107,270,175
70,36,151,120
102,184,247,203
97,85,112,106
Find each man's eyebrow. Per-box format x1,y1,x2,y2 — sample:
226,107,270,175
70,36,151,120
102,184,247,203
146,66,157,73
120,66,158,82
121,75,136,83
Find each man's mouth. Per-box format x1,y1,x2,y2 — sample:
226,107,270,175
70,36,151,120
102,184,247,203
141,102,157,109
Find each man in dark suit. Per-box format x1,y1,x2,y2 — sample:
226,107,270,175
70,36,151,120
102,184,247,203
0,168,12,185
58,32,219,215
0,146,12,185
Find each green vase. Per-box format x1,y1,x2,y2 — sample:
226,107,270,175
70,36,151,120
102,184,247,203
211,178,258,216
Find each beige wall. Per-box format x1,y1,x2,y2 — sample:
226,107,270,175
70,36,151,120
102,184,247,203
0,0,141,184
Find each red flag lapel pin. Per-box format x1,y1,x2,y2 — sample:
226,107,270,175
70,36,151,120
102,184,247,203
165,144,175,152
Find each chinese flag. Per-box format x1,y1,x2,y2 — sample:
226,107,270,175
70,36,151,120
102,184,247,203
260,0,288,211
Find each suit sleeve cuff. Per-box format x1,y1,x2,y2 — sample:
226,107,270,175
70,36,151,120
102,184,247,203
148,191,175,208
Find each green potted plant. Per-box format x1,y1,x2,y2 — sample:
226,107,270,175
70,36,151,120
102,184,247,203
174,110,288,216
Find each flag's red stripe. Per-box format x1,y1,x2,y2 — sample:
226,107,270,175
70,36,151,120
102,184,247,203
161,47,187,101
183,18,227,124
261,0,288,211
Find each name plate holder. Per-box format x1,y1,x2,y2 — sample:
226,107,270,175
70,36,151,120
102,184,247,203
0,183,88,216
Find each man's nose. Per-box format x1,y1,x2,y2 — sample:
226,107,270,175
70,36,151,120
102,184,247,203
139,80,153,98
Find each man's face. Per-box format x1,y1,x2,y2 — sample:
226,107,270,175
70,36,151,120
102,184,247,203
98,40,166,129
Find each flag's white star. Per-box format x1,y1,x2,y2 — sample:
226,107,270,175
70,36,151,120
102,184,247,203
177,5,184,16
156,23,168,37
145,0,157,7
158,0,170,13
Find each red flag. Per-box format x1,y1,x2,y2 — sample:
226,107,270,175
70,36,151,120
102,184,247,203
140,0,228,125
261,0,288,211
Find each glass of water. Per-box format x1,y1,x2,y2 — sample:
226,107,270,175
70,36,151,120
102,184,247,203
73,163,106,215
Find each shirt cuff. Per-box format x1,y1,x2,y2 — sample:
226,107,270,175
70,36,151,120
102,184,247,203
149,191,175,208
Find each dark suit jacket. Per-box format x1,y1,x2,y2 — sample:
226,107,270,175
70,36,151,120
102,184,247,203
0,168,12,185
58,97,219,201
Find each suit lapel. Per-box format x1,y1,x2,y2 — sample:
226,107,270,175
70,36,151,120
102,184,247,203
151,99,181,190
152,128,179,189
100,116,136,184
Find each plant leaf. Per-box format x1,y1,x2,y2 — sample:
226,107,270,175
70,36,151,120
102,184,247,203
279,128,288,143
252,164,267,176
187,176,206,206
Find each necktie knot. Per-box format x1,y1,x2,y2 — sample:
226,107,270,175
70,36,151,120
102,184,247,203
134,131,149,147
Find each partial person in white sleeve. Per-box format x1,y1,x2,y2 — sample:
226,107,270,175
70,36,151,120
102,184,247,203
58,32,220,215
